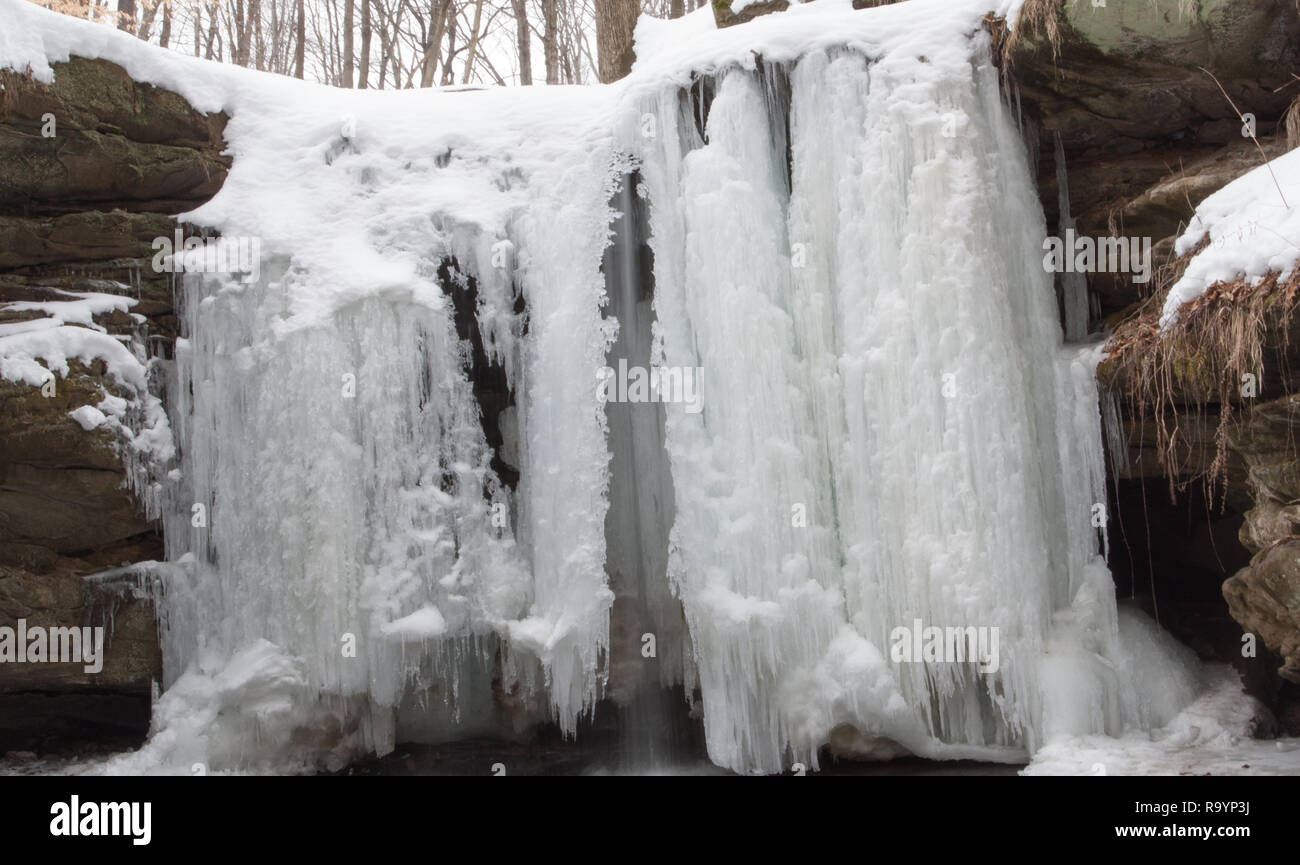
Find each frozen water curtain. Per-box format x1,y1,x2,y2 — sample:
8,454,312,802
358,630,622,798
149,21,1133,775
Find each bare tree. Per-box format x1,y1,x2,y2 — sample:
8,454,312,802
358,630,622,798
440,6,457,85
136,0,160,38
294,0,305,76
541,0,558,84
508,0,531,84
460,0,484,83
205,0,220,60
342,0,354,85
358,0,372,87
416,0,453,87
252,0,265,68
594,0,635,82
36,0,613,89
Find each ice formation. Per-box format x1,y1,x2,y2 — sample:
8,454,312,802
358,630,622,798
0,286,175,519
632,32,1146,772
0,0,1198,774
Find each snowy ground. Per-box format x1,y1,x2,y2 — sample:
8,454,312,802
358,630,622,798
1024,665,1300,776
3,662,1294,776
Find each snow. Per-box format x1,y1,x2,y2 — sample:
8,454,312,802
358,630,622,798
0,284,175,519
0,289,138,331
633,0,1003,89
68,404,107,430
1160,147,1300,327
381,607,450,641
95,639,318,776
0,323,143,388
2,0,1278,777
0,289,144,389
1026,663,1300,776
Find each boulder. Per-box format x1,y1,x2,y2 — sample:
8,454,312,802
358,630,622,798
1224,540,1300,683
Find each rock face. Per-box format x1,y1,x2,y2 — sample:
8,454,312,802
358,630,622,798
1,57,228,212
1008,0,1300,729
0,56,229,752
1007,0,1300,320
1230,395,1300,557
1224,395,1300,686
1226,541,1300,685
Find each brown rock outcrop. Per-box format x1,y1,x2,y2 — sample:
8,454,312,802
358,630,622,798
0,55,228,752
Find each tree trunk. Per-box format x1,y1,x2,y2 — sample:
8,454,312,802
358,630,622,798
541,0,559,84
117,0,136,30
594,0,637,83
205,1,219,60
252,0,264,69
417,0,452,88
160,0,171,47
670,0,683,18
376,14,392,89
460,0,484,84
358,0,372,88
268,0,280,72
294,0,306,78
343,0,355,87
510,0,531,85
441,10,456,86
137,0,158,39
235,0,252,66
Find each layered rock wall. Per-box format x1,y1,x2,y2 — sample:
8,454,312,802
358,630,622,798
0,57,228,751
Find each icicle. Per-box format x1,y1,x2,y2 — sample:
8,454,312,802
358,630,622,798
1101,387,1130,480
1054,132,1090,342
97,1,1175,776
628,30,1132,774
147,135,622,766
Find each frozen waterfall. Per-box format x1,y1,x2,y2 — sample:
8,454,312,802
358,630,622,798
112,3,1175,775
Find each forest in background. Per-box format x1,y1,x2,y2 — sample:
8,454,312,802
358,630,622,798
24,0,705,87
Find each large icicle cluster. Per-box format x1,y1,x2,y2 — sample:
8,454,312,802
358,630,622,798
1,0,1193,775
630,33,1131,772
147,132,624,764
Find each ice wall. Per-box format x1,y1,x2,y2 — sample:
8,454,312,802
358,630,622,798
630,34,1130,773
80,2,1153,774
146,112,625,766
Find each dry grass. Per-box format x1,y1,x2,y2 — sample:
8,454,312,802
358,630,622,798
1001,0,1066,71
1287,95,1300,152
1103,248,1300,504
